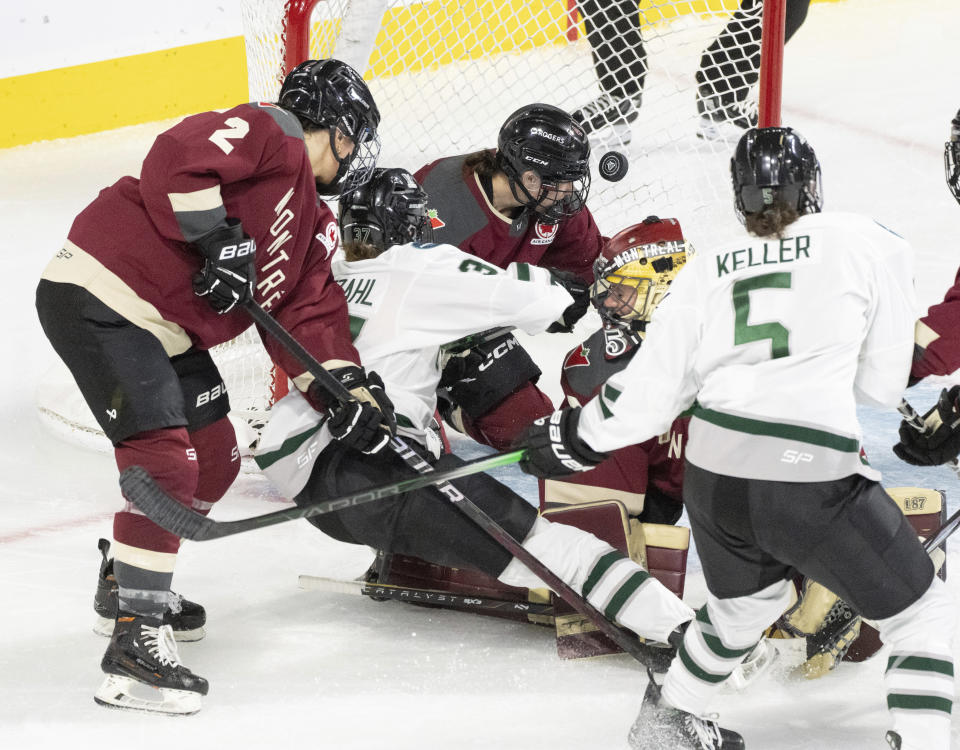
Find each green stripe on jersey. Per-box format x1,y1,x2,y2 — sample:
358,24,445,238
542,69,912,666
253,424,322,470
692,405,860,452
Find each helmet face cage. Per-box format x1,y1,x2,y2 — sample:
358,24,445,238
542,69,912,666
590,239,693,332
731,127,823,223
339,168,432,253
279,59,382,195
497,104,591,224
945,111,960,203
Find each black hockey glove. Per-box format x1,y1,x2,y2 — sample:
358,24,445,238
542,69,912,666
546,269,591,334
516,407,608,479
192,218,256,314
893,386,960,466
311,367,397,455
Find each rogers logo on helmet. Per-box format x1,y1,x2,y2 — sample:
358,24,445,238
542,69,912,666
530,127,566,144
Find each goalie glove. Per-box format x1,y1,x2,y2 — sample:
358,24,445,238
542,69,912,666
546,268,591,333
893,386,960,466
191,218,256,314
516,407,608,479
309,366,397,455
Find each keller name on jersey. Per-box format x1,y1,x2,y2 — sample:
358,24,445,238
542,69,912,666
715,234,811,277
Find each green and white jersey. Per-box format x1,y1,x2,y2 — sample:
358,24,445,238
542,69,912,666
578,212,918,482
255,241,573,497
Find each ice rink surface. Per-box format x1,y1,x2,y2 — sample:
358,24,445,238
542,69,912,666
2,1,960,747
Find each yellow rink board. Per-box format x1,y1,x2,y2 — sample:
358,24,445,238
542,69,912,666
0,0,839,149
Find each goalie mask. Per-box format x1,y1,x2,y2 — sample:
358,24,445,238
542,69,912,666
496,103,591,224
279,59,381,196
945,109,960,203
338,168,432,253
731,126,822,223
591,216,690,334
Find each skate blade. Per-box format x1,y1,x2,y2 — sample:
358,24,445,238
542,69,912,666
94,674,202,715
93,616,205,642
725,639,780,691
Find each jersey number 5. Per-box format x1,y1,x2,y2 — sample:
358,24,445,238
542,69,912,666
732,272,791,359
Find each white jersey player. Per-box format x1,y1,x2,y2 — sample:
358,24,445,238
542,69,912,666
518,128,956,750
256,168,695,657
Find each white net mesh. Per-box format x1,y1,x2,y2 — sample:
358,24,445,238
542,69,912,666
242,0,769,246
39,0,775,451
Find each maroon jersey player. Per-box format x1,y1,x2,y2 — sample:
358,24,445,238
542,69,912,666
414,103,599,451
894,109,960,467
543,216,691,526
35,59,393,715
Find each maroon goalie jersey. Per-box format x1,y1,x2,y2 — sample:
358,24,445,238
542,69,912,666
50,102,359,382
414,152,604,282
912,266,960,382
541,325,688,520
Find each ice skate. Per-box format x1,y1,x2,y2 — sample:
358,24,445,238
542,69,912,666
572,93,640,147
628,675,744,750
94,612,208,715
93,539,206,641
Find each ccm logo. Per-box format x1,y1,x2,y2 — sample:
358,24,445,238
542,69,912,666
478,338,518,371
780,449,814,465
196,382,228,407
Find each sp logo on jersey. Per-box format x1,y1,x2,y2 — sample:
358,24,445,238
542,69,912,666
530,221,558,246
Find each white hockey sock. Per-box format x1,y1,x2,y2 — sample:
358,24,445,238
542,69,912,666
497,516,693,642
874,577,956,750
662,579,793,716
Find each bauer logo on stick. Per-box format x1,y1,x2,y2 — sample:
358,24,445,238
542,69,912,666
599,151,629,182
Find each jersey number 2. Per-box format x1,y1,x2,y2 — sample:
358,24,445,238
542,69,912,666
209,117,250,155
732,272,791,359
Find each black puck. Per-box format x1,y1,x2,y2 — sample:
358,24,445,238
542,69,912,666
599,151,629,182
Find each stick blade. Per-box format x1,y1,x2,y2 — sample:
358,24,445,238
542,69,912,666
119,466,211,540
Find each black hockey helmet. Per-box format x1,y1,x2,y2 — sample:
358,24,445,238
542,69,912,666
279,59,381,195
496,103,591,223
338,168,432,253
945,109,960,203
730,126,822,223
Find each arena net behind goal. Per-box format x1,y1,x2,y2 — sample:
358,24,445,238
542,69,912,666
37,0,787,453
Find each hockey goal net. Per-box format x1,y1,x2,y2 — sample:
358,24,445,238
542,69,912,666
38,0,785,453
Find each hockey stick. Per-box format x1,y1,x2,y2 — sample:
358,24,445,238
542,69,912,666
897,398,960,476
119,449,524,540
298,574,555,616
245,299,662,666
121,300,658,666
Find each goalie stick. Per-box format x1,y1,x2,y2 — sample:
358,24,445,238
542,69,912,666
122,300,663,668
297,574,554,616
